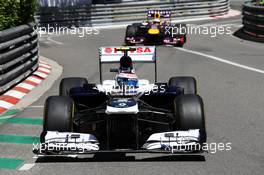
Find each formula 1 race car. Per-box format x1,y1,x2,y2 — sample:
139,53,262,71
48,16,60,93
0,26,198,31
35,46,206,157
125,10,187,47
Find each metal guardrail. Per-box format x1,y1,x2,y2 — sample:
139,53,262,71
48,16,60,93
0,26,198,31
0,23,39,93
242,1,264,42
38,0,92,8
37,0,230,27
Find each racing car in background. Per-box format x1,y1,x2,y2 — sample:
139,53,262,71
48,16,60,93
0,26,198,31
36,47,206,156
125,10,187,47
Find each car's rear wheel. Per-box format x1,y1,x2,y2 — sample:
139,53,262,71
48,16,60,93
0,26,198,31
174,94,206,142
126,25,137,37
59,77,88,96
126,25,138,37
176,36,185,47
168,77,197,94
43,96,74,132
125,25,138,45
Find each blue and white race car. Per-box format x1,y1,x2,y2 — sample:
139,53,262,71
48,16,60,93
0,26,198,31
35,46,206,156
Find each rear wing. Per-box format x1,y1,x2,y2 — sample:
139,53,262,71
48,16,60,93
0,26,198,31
98,46,157,83
99,46,156,63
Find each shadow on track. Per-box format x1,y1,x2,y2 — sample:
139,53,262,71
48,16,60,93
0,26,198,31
233,28,264,43
35,153,205,163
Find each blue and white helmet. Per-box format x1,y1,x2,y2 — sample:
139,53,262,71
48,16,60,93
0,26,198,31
116,73,138,87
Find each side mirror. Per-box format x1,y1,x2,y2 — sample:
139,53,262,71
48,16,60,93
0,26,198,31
110,68,119,73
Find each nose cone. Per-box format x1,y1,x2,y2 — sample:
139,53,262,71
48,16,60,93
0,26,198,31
148,28,160,35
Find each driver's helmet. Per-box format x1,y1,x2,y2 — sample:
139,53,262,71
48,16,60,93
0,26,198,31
119,55,134,73
120,55,132,68
153,18,161,25
116,73,138,87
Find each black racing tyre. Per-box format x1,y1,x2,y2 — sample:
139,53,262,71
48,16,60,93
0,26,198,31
168,77,197,94
173,35,185,47
43,96,74,132
59,77,88,96
126,25,137,37
132,23,142,27
174,94,206,142
175,40,184,47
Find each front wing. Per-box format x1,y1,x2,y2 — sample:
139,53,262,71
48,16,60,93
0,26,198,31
34,129,204,156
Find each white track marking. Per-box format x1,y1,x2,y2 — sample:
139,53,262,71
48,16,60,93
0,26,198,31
34,71,48,78
38,67,51,73
0,115,14,120
39,63,51,69
17,83,35,90
28,105,44,108
27,77,42,84
39,60,49,64
19,163,35,171
5,90,26,99
42,41,52,44
176,47,264,74
47,36,63,45
0,101,14,109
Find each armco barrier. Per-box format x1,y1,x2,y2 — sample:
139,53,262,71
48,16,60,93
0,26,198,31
0,23,39,93
240,1,264,42
37,0,230,27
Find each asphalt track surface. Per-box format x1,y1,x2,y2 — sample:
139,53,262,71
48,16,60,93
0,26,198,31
0,0,264,174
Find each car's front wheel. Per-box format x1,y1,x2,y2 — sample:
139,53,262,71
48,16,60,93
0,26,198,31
43,96,74,132
174,94,206,143
125,25,138,45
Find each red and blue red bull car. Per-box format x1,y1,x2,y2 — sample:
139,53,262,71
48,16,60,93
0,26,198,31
125,10,187,47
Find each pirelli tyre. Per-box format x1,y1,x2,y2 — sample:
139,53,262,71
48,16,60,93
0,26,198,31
168,77,197,94
43,96,74,132
126,25,138,37
132,23,142,27
59,77,88,96
171,24,187,47
174,94,207,142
